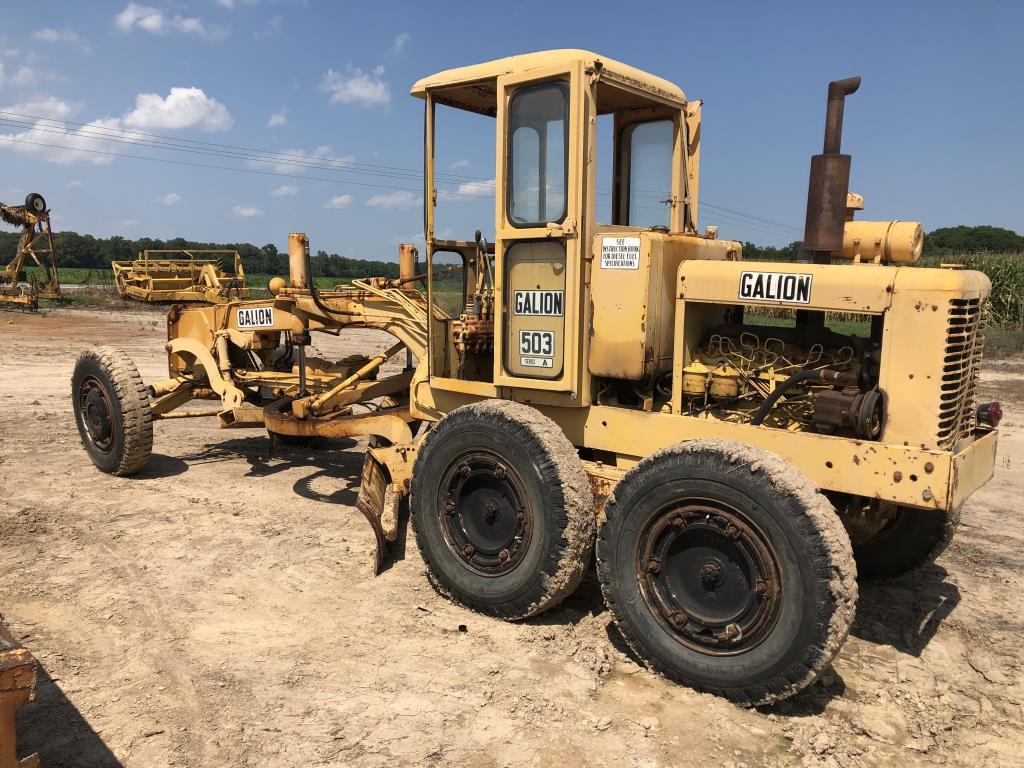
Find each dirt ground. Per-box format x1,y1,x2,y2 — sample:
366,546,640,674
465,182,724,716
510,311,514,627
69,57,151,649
1,306,1022,768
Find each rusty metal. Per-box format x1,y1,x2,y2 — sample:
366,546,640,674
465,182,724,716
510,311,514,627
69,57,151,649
803,76,860,259
812,386,883,438
0,621,39,768
636,502,782,655
288,233,310,289
399,243,418,281
0,193,62,309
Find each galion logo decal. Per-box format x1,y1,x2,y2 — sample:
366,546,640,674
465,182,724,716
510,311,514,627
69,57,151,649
739,271,812,304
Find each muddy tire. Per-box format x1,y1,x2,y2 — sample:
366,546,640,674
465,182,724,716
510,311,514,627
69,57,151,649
411,401,594,620
852,506,959,580
596,439,857,706
72,347,153,476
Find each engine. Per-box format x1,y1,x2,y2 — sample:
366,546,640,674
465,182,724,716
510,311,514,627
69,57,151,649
679,322,883,438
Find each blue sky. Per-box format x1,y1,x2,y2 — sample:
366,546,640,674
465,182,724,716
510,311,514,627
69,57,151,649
0,0,1020,258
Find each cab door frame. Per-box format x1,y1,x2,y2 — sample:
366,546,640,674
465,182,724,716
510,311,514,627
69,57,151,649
493,62,585,397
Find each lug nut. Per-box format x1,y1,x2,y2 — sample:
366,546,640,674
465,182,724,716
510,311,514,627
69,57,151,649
461,544,475,557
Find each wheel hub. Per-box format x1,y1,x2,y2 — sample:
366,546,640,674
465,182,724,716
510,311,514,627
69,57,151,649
79,378,114,453
638,503,781,655
439,451,532,576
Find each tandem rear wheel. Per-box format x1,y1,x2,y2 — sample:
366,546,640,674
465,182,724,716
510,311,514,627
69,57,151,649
410,401,595,620
596,439,858,706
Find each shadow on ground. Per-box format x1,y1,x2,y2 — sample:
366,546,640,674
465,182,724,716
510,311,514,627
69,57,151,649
18,662,123,768
852,562,960,655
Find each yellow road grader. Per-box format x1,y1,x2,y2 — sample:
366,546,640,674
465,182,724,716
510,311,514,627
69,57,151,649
72,51,999,705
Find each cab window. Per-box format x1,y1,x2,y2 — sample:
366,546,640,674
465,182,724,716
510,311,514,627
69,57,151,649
623,119,673,227
507,81,568,227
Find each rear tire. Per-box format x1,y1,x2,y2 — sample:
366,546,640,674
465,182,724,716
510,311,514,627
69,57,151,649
24,193,46,214
411,400,594,620
596,439,857,706
852,506,958,580
72,347,153,475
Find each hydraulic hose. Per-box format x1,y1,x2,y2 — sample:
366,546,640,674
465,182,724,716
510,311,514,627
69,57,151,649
749,368,856,426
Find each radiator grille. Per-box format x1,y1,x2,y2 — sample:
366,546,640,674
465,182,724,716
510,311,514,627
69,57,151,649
937,298,986,448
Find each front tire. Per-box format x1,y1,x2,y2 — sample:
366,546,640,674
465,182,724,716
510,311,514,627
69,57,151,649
72,347,153,475
597,438,857,706
411,401,594,620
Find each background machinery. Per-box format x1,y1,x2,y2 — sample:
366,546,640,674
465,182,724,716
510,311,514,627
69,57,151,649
112,249,250,303
0,193,61,309
72,51,998,706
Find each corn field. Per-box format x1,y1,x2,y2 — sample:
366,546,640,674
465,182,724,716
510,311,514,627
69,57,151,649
919,252,1024,328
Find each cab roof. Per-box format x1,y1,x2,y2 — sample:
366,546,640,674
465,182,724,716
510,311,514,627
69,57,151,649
410,49,686,116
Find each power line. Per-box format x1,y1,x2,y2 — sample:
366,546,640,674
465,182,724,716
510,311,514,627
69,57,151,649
0,108,802,236
0,109,483,185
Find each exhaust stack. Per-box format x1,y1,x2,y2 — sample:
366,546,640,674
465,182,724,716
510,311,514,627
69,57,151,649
803,76,861,262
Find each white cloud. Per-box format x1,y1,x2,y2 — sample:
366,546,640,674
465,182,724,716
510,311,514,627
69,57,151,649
114,4,225,40
123,87,233,132
159,192,181,205
9,66,47,88
32,28,91,53
321,65,390,108
65,179,83,189
232,204,264,218
1,97,76,120
366,190,420,210
448,159,470,170
389,33,409,55
0,116,126,165
271,184,297,196
253,15,282,40
440,178,495,201
247,145,351,174
267,108,287,128
323,194,352,210
216,0,261,8
0,87,230,165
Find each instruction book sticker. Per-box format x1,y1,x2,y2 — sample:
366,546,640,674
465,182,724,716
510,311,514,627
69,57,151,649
236,306,275,329
739,271,813,305
600,236,641,270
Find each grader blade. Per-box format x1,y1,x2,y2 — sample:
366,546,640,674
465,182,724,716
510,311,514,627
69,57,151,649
355,449,401,573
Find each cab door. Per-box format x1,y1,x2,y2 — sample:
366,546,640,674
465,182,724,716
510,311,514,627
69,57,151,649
494,64,584,396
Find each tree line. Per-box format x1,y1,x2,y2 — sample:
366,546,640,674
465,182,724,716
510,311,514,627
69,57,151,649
0,230,400,278
1,225,1019,277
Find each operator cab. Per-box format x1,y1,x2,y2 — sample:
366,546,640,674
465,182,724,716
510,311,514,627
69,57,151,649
411,50,701,404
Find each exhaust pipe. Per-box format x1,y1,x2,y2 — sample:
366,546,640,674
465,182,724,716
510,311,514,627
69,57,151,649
803,76,861,262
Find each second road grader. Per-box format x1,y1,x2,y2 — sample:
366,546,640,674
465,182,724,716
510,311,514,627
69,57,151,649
72,51,999,705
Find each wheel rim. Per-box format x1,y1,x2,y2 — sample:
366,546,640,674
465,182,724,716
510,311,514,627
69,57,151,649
437,450,533,576
79,376,115,454
637,500,782,655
